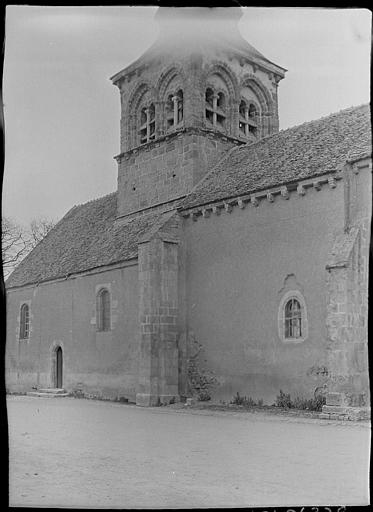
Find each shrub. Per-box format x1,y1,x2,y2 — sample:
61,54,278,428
230,392,264,407
69,388,85,399
187,336,218,401
276,390,326,411
276,389,292,408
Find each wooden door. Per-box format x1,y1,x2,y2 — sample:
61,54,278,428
56,347,63,388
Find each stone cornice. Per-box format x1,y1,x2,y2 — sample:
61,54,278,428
178,171,343,220
5,258,138,292
114,126,245,162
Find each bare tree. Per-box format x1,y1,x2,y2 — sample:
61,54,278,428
2,216,56,279
1,217,29,278
29,217,56,248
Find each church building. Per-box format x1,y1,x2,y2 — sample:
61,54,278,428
5,8,371,419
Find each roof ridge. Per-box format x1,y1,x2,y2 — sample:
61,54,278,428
184,143,242,199
277,103,370,136
180,102,371,210
227,103,371,155
72,190,117,209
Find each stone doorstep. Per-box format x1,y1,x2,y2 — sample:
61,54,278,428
38,388,66,394
27,388,69,398
27,392,70,398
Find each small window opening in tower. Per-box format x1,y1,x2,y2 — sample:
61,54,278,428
139,103,156,144
217,92,225,109
205,88,214,108
205,88,226,130
166,89,183,132
239,100,258,138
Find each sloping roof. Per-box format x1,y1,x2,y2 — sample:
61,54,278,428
6,104,371,289
6,194,170,288
180,104,371,210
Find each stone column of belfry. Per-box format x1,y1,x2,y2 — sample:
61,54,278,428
212,93,219,126
172,95,178,126
244,106,249,137
155,100,164,137
136,232,180,406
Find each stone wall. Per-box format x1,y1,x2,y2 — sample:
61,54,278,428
116,129,235,217
6,264,140,401
136,212,182,405
322,160,371,419
181,177,345,404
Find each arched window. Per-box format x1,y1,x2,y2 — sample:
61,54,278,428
96,289,111,332
239,99,258,137
205,88,226,130
19,303,29,339
139,103,155,144
165,89,183,132
284,298,302,339
278,290,308,343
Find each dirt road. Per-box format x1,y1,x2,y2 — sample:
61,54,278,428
7,396,370,508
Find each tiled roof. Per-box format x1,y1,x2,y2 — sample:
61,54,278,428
6,194,169,288
6,104,371,289
180,104,371,210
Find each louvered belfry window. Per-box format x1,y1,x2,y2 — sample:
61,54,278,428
284,298,302,339
239,100,258,137
20,303,30,339
205,88,226,129
97,289,111,332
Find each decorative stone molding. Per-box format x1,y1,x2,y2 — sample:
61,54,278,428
203,60,240,102
280,186,289,199
250,194,259,207
114,126,246,163
313,180,321,191
156,64,186,100
239,73,274,113
297,184,306,196
328,177,336,189
180,172,342,221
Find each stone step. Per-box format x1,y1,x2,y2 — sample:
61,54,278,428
37,388,66,394
27,390,69,398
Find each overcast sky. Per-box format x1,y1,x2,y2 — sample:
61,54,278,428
3,6,371,226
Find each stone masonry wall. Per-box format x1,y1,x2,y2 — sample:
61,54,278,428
116,129,235,218
322,161,371,419
136,213,181,405
324,221,370,409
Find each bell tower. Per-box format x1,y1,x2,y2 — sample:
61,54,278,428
111,7,286,219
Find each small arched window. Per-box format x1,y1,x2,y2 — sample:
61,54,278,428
284,298,302,339
239,99,258,137
139,103,155,144
19,303,29,339
205,88,226,130
278,290,308,343
96,289,111,332
165,89,183,132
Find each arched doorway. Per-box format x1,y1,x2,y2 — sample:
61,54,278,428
56,347,63,388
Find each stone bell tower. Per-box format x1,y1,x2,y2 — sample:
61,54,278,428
111,7,286,219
